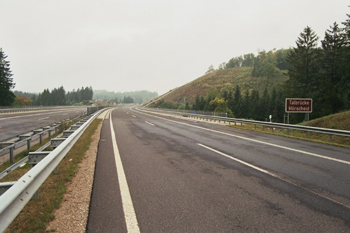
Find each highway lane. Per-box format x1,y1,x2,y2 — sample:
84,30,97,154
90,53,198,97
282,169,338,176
87,107,350,232
0,107,86,141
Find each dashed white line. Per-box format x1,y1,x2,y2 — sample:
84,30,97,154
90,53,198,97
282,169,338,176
132,115,136,118
110,113,140,233
38,117,49,120
133,108,350,166
198,143,350,209
145,121,155,126
198,143,278,177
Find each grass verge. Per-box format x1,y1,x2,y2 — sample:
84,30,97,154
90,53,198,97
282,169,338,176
227,123,350,148
3,118,102,233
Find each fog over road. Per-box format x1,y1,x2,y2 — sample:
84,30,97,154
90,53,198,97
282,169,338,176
0,108,86,141
87,107,350,232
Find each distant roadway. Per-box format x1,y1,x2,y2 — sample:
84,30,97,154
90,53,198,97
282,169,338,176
87,107,350,232
0,107,86,141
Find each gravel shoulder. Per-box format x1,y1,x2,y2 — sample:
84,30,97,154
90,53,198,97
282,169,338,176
45,120,102,232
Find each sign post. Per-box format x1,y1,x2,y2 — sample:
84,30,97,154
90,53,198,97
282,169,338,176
285,98,313,124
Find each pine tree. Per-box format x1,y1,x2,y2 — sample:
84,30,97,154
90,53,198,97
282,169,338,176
320,22,346,114
341,12,350,109
233,85,242,118
241,89,250,118
287,26,320,98
0,48,15,106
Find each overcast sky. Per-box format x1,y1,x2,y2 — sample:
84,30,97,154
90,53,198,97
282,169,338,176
1,1,349,95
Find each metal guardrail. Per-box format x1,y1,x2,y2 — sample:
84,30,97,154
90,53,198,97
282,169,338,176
0,133,63,180
0,110,89,160
140,108,350,142
0,106,87,114
0,109,104,231
0,123,61,162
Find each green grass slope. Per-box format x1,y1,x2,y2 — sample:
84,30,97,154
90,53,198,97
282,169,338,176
162,67,288,104
307,111,350,130
301,111,350,146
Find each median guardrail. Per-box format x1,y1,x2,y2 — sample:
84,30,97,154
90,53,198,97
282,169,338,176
0,109,104,232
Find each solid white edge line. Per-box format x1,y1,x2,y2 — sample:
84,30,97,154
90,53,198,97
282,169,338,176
133,108,350,166
110,112,140,233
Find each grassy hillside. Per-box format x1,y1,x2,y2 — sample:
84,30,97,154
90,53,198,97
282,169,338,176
307,111,350,130
162,67,288,104
304,111,350,146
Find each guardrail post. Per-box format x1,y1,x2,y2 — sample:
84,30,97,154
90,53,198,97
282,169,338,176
9,147,14,164
33,129,43,144
52,124,58,134
329,135,332,143
27,138,31,150
32,191,39,200
19,135,32,150
306,131,309,138
255,124,257,129
0,143,16,163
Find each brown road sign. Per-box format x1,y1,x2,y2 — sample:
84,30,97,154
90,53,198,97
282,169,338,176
285,98,312,113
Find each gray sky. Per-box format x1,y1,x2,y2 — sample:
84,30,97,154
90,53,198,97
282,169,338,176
1,1,349,95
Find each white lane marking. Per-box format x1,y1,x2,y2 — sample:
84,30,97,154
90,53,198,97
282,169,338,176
199,143,350,209
62,113,68,115
145,121,155,126
198,143,278,177
109,112,140,233
134,108,350,165
38,117,49,120
132,115,136,118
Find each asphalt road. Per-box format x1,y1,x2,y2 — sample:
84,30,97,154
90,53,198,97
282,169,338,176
87,107,350,232
0,107,86,141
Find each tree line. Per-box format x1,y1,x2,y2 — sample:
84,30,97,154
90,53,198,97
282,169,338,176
176,11,350,123
155,85,285,122
13,86,94,106
93,90,158,104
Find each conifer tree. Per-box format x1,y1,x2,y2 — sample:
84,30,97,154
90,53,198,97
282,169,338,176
0,48,15,106
320,22,346,114
287,26,320,98
342,12,350,109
